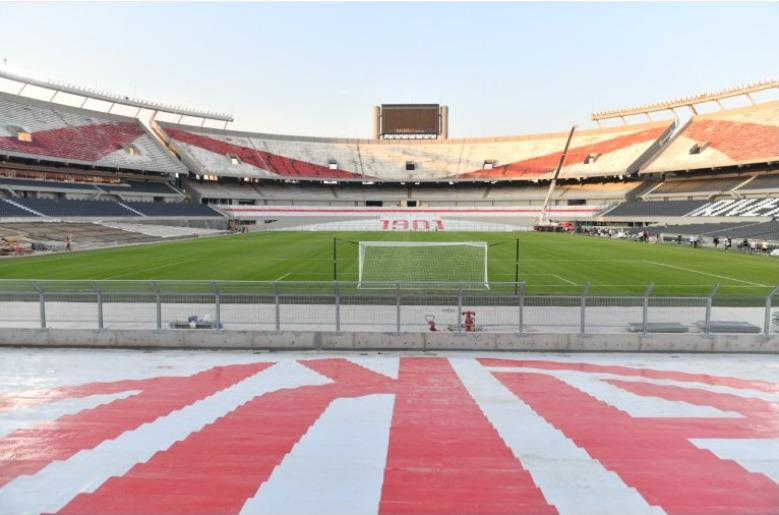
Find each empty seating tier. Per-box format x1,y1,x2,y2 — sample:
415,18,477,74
604,200,709,217
642,101,779,174
157,120,672,182
0,92,186,174
738,174,779,191
0,175,183,198
101,181,181,195
650,176,748,195
12,198,139,217
0,199,36,218
183,178,638,208
642,221,779,240
0,177,100,192
123,201,221,217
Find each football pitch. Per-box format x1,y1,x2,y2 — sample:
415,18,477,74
0,231,776,297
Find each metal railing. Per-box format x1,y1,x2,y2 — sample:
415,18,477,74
0,280,776,336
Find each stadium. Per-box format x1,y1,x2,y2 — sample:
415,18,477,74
1,70,778,329
0,2,777,512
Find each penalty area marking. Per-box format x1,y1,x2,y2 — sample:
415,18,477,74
552,274,578,286
494,273,557,277
274,272,291,281
643,261,768,287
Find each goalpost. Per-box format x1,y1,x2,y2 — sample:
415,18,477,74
357,241,489,288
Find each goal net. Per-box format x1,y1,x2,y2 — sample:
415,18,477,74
357,241,489,288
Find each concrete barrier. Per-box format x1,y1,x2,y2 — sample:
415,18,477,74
0,328,777,353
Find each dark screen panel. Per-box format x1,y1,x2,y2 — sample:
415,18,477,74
381,105,439,135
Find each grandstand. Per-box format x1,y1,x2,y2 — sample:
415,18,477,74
0,81,227,241
628,220,779,242
641,101,779,174
157,119,672,181
0,72,776,242
0,92,186,174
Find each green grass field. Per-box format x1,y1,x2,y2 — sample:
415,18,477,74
0,231,776,297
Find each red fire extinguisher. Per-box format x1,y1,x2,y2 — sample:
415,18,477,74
425,315,437,331
463,310,476,332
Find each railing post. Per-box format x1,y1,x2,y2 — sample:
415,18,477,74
273,281,280,332
211,282,221,330
32,281,45,329
457,284,463,333
151,281,161,330
91,281,103,330
765,285,779,336
704,283,719,336
642,283,654,336
334,281,341,333
395,282,401,334
518,282,526,334
580,282,591,335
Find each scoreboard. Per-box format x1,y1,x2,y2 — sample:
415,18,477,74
380,104,440,136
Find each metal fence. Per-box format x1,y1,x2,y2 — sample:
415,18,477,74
0,280,777,336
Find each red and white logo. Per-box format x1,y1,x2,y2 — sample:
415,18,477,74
0,357,776,514
381,218,445,231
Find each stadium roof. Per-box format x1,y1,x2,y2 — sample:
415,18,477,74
0,69,233,124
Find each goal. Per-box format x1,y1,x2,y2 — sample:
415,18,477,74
357,241,489,288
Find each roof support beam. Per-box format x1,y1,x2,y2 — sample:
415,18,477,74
592,78,779,121
0,69,233,123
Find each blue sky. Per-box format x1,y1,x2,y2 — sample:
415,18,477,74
0,2,777,137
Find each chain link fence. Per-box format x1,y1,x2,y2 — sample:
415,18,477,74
0,280,776,336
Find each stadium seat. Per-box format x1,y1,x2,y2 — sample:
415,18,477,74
12,198,140,217
0,92,186,174
642,101,779,173
157,120,672,182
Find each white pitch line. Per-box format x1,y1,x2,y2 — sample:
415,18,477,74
644,261,767,287
105,259,197,280
494,273,558,277
582,284,761,288
552,274,577,286
274,272,291,281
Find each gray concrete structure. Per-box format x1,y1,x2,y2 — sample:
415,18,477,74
0,327,777,353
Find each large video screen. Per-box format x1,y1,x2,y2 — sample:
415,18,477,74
381,104,439,135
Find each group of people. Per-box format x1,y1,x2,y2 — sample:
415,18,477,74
636,231,662,244
711,236,772,254
585,227,775,254
657,232,772,254
228,221,250,234
584,227,626,238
